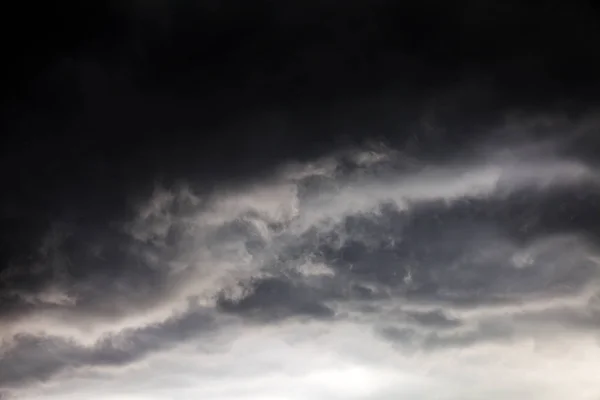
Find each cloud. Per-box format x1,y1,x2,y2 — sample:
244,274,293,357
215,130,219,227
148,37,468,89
217,276,335,320
6,0,600,396
0,307,223,389
2,121,600,399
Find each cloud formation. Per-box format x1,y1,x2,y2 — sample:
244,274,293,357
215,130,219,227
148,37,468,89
2,115,600,399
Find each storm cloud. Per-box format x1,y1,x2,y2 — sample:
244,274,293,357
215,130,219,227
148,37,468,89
3,119,600,398
3,1,600,399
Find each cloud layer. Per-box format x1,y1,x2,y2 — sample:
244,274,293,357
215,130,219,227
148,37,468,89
2,116,600,399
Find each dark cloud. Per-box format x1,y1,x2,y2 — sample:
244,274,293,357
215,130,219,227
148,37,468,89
0,308,216,388
3,127,600,398
377,322,514,352
217,277,335,320
4,1,600,201
405,310,462,329
303,192,597,300
3,1,600,398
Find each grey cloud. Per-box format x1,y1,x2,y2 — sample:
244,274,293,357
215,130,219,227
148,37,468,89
405,310,462,329
217,276,335,320
312,190,600,294
377,323,514,352
0,308,217,388
274,184,600,350
422,320,516,350
3,130,600,396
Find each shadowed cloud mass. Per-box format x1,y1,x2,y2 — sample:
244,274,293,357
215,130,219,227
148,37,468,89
3,1,600,399
3,121,600,398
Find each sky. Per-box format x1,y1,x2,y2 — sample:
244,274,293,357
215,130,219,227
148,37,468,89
2,1,600,399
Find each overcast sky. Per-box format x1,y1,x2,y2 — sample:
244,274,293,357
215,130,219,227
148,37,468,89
3,1,600,399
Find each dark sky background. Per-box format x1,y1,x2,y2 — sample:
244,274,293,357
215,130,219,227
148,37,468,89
4,0,599,249
2,1,600,399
